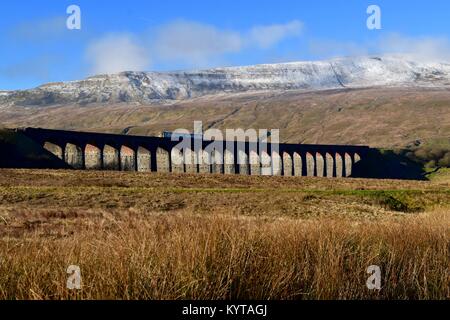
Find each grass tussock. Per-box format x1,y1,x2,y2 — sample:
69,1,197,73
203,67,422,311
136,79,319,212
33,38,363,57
0,169,448,300
0,211,448,300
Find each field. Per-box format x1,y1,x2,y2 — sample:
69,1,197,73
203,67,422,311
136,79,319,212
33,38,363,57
0,169,449,300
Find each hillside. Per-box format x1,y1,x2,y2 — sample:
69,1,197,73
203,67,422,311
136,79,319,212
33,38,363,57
1,87,449,150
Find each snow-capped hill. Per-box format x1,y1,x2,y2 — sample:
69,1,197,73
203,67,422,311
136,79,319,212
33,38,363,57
2,56,450,107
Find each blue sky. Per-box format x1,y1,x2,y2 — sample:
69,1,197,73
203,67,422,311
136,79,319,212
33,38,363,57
0,0,449,90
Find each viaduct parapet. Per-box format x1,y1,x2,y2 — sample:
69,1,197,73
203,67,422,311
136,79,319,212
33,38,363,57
18,128,370,178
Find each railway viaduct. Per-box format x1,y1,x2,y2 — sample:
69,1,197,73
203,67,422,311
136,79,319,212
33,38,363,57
18,127,370,178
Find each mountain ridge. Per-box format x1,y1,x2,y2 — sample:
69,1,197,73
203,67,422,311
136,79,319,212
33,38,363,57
2,55,450,107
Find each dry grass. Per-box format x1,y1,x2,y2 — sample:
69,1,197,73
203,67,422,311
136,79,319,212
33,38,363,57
0,169,448,300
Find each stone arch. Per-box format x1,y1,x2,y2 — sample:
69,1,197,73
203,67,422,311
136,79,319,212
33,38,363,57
185,148,197,173
250,150,261,176
315,153,325,177
326,153,334,178
137,147,151,172
306,152,315,177
272,151,282,176
224,149,235,174
354,153,361,164
65,143,83,169
43,142,63,159
171,147,184,173
156,148,170,173
293,152,302,177
199,149,211,174
335,153,344,178
85,144,102,170
283,152,293,176
211,149,223,174
347,153,362,177
344,153,352,177
120,145,135,171
103,145,120,171
261,151,272,176
238,149,249,175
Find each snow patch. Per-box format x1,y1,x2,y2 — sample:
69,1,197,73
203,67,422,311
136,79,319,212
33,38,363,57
3,55,450,106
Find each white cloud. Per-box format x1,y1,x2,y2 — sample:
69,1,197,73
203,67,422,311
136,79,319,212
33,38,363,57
10,16,68,42
308,39,369,59
150,20,304,68
86,34,150,74
153,20,242,67
249,20,303,49
377,34,450,62
0,56,53,80
84,20,306,74
309,34,450,63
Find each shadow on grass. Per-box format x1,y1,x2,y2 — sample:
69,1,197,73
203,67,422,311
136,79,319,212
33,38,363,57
0,129,70,169
352,149,427,180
